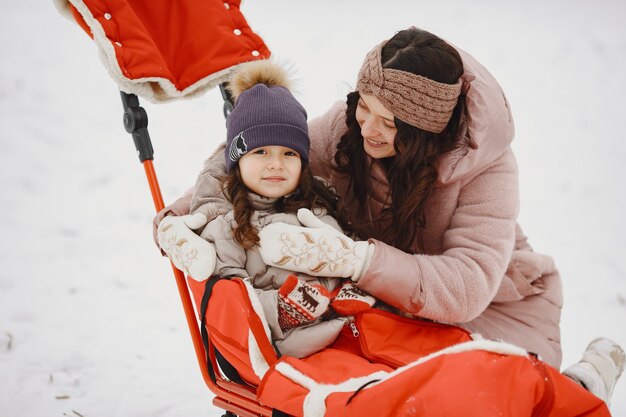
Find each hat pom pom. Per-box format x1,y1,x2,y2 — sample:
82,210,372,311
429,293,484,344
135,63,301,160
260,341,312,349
228,60,292,101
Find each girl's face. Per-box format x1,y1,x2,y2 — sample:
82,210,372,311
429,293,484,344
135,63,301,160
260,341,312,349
238,145,302,198
355,93,398,159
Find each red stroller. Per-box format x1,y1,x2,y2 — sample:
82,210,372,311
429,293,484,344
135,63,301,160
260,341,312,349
58,1,612,416
57,1,273,415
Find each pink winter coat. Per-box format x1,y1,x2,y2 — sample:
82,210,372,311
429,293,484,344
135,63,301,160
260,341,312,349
308,48,562,368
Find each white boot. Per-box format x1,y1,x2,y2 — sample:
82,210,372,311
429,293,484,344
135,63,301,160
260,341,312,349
563,337,625,406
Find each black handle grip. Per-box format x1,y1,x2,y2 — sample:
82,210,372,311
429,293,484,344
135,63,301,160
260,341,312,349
120,91,154,162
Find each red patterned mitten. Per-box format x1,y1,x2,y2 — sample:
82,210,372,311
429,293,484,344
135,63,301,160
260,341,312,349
331,281,376,316
278,275,331,331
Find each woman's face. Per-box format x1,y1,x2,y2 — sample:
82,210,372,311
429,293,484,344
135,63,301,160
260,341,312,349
355,93,398,159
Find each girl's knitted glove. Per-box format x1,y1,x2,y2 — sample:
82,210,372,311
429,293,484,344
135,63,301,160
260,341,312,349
330,281,376,316
157,213,216,280
258,208,374,281
278,275,331,331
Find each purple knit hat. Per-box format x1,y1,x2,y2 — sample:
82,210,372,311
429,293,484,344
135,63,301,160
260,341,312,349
225,84,309,172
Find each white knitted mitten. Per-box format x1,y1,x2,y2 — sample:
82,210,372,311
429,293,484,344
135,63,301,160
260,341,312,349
157,213,216,280
258,208,373,281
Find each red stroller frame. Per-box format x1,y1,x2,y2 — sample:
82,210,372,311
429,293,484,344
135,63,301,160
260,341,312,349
55,1,278,413
120,90,275,417
57,1,285,413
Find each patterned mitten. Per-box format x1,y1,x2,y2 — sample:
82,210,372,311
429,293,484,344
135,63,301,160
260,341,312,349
331,281,376,316
278,275,331,331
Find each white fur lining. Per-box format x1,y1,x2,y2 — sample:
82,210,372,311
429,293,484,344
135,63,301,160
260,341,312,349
275,362,389,417
275,339,530,417
55,0,254,103
242,279,273,379
53,0,74,20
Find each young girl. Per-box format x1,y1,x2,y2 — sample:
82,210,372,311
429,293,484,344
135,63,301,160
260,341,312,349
159,61,375,358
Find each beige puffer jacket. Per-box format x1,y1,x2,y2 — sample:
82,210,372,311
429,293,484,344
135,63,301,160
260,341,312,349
192,190,346,358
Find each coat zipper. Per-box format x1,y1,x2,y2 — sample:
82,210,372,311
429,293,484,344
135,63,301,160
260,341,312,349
347,317,360,337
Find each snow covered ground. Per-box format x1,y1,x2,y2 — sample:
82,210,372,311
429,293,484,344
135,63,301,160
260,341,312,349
1,0,625,415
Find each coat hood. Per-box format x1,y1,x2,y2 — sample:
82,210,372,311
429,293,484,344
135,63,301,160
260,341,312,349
437,46,515,184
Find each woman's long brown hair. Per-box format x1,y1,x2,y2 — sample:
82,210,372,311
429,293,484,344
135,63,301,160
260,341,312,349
334,28,467,252
225,161,352,249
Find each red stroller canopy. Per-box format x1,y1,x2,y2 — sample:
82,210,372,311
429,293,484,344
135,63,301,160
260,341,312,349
56,0,270,102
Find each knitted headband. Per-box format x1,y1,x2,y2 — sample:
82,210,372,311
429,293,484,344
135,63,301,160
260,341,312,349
356,41,463,134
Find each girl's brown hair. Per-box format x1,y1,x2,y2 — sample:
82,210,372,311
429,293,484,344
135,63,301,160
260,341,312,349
334,28,467,252
225,161,352,249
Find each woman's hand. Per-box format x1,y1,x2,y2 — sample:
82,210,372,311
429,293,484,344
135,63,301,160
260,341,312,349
258,209,374,280
157,213,216,280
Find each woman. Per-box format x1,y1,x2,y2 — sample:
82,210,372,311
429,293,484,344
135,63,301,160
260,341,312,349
155,27,623,403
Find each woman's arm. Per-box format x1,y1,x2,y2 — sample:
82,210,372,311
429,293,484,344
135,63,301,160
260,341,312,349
356,149,519,323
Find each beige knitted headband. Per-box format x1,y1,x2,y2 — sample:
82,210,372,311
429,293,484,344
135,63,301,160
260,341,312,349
356,41,463,134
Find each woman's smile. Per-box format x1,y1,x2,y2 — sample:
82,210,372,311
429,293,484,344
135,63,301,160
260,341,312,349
366,137,388,146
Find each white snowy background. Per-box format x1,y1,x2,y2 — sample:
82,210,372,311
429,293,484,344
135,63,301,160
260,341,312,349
1,0,625,416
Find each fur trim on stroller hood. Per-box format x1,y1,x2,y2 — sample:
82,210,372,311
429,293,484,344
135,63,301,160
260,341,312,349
54,0,270,103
